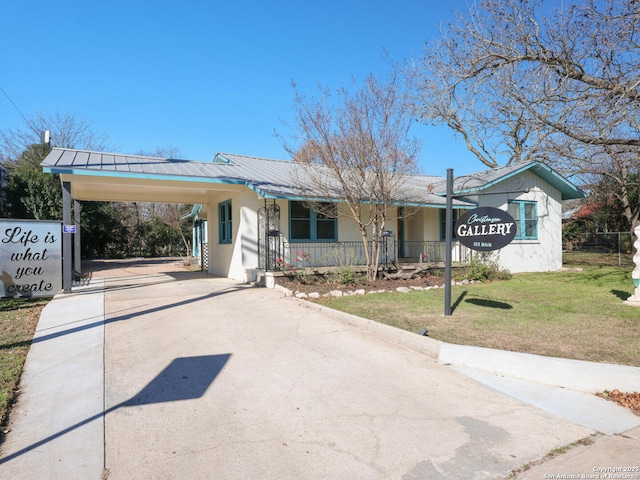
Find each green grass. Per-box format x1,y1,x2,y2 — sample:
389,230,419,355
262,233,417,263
316,264,640,366
563,250,634,267
0,298,47,437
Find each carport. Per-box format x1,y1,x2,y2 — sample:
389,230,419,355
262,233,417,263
42,148,241,291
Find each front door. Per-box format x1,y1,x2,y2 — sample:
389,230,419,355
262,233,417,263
397,207,405,258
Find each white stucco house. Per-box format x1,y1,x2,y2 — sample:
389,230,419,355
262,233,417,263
42,148,584,282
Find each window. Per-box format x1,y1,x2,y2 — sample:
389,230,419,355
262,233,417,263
508,200,538,240
218,200,232,244
289,201,337,241
439,209,463,240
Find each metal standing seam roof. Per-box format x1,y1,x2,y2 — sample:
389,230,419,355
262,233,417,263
41,148,584,206
42,148,474,207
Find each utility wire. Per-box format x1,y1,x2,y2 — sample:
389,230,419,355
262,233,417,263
0,85,30,125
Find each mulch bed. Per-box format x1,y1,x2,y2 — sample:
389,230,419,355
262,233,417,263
276,271,446,296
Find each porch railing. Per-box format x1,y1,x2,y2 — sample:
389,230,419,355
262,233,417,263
400,241,472,264
281,240,395,269
275,239,471,270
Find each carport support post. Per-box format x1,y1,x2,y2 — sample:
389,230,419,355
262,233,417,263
62,181,72,293
444,169,453,316
74,199,81,279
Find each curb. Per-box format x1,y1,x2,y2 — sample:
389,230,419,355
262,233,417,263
298,297,640,394
439,343,640,393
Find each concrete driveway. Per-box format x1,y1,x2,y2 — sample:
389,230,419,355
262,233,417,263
2,258,637,479
99,266,593,479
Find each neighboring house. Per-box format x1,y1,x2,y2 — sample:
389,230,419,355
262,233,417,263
41,148,584,282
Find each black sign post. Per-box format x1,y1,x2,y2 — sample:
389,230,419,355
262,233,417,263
444,169,454,316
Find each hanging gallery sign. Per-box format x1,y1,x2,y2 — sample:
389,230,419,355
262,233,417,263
1,219,62,298
455,206,517,251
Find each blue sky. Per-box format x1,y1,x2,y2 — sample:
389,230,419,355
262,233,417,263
1,0,481,175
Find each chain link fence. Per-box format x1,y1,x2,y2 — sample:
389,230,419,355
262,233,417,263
564,231,634,266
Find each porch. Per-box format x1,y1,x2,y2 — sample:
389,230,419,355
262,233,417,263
258,239,472,272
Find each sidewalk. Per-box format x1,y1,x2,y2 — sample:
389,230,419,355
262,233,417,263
517,426,640,479
0,280,105,479
1,263,639,479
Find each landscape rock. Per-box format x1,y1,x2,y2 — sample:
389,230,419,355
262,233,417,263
274,284,293,297
275,271,449,298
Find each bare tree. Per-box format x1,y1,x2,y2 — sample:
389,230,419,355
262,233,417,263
158,203,193,261
409,0,640,232
0,111,109,166
133,147,193,262
1,112,110,219
282,70,421,281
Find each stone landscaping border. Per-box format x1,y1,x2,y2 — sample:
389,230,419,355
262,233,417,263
274,280,475,299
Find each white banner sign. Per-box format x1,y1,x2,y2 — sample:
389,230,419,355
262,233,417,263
1,219,62,298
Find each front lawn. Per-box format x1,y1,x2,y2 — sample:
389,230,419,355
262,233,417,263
0,298,46,440
315,265,640,366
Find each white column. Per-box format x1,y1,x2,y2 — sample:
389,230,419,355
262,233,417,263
624,225,640,306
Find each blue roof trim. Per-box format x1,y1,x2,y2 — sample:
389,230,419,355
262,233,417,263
44,165,250,187
182,204,203,220
45,163,302,201
529,163,586,199
249,192,473,209
45,164,287,199
44,164,476,208
451,162,585,200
